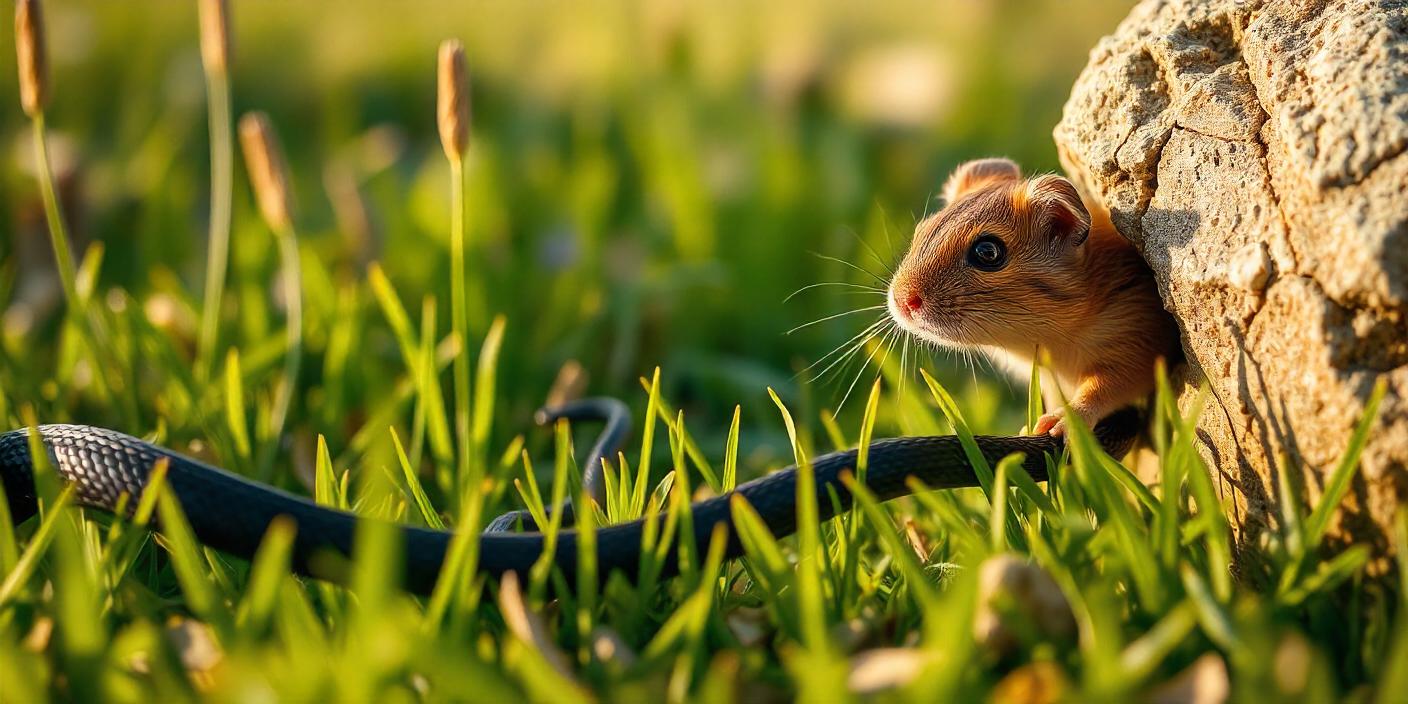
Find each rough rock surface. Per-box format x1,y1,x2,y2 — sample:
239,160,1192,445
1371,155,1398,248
1055,0,1407,570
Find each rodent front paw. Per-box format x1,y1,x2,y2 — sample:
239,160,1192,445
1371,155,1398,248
1032,411,1065,436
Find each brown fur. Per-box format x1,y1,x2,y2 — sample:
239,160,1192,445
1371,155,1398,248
888,158,1181,434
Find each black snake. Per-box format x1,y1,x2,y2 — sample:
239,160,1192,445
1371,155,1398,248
0,398,1140,594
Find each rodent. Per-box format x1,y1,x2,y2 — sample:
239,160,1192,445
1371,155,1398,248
886,157,1181,435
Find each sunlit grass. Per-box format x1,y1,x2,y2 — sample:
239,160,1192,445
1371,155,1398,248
0,322,1402,699
1,0,1403,701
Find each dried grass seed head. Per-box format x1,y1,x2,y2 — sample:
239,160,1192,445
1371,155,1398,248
238,112,294,232
198,0,231,74
15,0,48,117
437,39,471,162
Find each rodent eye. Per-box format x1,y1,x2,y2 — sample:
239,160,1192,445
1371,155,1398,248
966,234,1008,271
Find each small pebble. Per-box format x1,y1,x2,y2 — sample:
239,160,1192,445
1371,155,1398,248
1227,242,1271,293
847,647,930,695
991,661,1070,704
165,617,222,674
973,554,1076,657
1148,653,1229,704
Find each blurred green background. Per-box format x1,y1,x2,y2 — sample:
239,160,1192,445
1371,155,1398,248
9,8,1405,700
0,0,1133,468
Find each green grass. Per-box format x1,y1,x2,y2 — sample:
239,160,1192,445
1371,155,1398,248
1,1,1404,701
2,347,1400,700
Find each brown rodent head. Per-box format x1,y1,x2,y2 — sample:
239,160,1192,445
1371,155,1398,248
887,158,1093,349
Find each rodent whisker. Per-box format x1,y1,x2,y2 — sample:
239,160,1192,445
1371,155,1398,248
812,322,895,389
808,252,889,286
786,305,887,336
872,200,902,272
835,325,898,412
841,226,896,278
782,281,885,303
797,316,889,382
898,334,910,400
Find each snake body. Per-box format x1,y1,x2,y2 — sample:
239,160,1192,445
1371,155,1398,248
0,406,1140,595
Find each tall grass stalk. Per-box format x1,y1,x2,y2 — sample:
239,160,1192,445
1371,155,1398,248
238,112,302,478
196,0,234,384
16,0,72,305
16,0,123,412
28,116,78,309
439,39,475,490
267,221,303,473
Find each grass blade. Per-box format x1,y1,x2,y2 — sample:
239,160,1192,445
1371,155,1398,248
314,434,343,509
729,495,790,589
723,405,741,492
1003,451,1058,518
634,368,662,516
1304,378,1387,548
390,426,443,529
668,410,697,581
768,388,832,651
1281,545,1370,607
841,475,939,609
0,466,18,573
472,315,506,477
1097,453,1159,514
919,368,994,499
638,375,721,491
990,453,1020,552
1276,453,1305,558
236,515,297,633
0,487,75,607
1180,565,1238,651
157,481,227,631
841,379,882,609
224,348,252,463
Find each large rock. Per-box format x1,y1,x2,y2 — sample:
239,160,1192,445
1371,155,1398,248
1055,0,1407,570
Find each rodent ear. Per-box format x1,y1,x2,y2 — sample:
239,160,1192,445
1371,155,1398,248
942,158,1022,204
1026,174,1092,246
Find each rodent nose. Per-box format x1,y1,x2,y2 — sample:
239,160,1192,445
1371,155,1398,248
894,288,923,317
